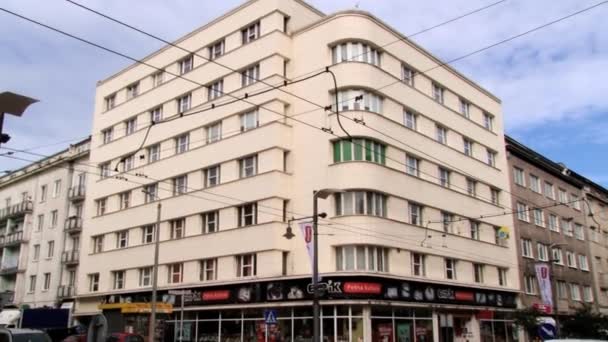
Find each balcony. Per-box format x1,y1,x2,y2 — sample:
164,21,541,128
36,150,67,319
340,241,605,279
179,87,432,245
61,250,80,267
0,201,33,220
0,266,20,276
68,185,86,202
64,217,83,235
0,231,26,247
57,285,75,298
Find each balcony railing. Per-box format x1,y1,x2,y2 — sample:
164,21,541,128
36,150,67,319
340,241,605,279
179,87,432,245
57,285,75,298
0,266,19,276
0,231,26,247
0,201,33,220
64,217,83,234
61,250,80,266
68,186,86,201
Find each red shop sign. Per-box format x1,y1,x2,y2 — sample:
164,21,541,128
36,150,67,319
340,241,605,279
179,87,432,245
202,290,230,301
454,291,474,301
343,282,382,294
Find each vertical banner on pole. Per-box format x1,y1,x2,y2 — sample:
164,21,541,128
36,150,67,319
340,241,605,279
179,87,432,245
535,263,553,311
299,222,314,270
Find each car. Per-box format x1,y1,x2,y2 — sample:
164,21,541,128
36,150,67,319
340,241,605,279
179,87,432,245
0,328,52,342
62,334,86,342
105,333,144,342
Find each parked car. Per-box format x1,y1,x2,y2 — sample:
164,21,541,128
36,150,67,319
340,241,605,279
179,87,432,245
105,333,144,342
0,328,52,342
62,334,86,342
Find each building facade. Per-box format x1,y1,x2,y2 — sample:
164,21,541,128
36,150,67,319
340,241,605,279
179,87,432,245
505,136,594,317
77,1,520,341
0,139,89,308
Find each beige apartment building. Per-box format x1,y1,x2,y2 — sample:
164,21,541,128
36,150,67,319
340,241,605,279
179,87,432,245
0,138,89,309
77,0,520,341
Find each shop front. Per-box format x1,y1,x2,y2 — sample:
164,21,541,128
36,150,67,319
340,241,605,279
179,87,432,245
98,275,517,342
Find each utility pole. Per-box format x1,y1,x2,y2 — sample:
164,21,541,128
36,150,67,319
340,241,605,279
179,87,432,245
148,201,161,342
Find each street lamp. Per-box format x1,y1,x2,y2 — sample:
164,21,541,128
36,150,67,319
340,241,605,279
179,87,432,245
142,190,161,342
0,92,38,146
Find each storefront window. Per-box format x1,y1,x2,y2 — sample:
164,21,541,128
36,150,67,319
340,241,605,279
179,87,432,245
479,320,518,342
371,306,433,342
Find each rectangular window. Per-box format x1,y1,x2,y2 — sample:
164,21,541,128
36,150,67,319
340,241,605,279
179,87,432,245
403,109,417,130
491,188,500,205
122,155,134,172
142,225,155,244
548,214,559,232
33,244,40,261
240,110,259,131
570,284,581,301
89,273,100,292
116,231,128,249
239,155,258,178
125,117,137,135
102,128,113,144
408,203,423,226
529,175,541,193
441,212,453,233
402,65,414,86
537,243,548,261
533,208,544,227
405,155,419,177
470,221,480,240
175,134,189,154
412,253,425,276
521,239,533,258
96,198,107,216
29,275,37,293
179,55,193,74
39,184,48,203
473,264,484,283
209,39,225,60
139,267,152,287
208,79,223,100
571,195,581,210
147,144,160,163
432,83,444,104
236,253,257,277
435,125,447,145
150,106,163,123
144,183,158,203
113,271,125,289
241,22,260,44
438,167,450,188
558,188,568,204
52,180,62,198
172,175,188,195
483,113,493,130
463,138,473,157
202,211,219,234
206,122,222,143
168,263,184,283
47,240,54,258
552,248,563,265
562,218,572,236
105,93,116,110
50,210,58,228
335,246,388,272
43,273,51,291
152,71,164,87
524,276,536,294
498,268,507,286
200,258,217,281
333,139,386,164
513,167,525,186
126,82,139,99
334,191,386,217
574,223,585,240
241,64,260,87
583,286,593,302
99,163,111,179
566,251,577,268
119,191,130,210
516,202,529,222
238,203,257,227
544,182,555,199
445,259,456,280
466,178,477,197
36,214,44,231
579,254,589,271
459,99,470,118
486,149,496,167
170,218,185,239
92,235,104,253
177,93,192,113
558,281,568,299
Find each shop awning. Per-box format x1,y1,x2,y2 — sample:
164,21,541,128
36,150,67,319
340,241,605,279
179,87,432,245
98,303,173,314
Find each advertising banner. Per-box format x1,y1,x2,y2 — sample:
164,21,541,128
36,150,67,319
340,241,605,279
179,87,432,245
535,263,553,310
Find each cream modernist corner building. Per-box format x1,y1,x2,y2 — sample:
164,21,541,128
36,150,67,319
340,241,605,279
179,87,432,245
76,0,520,341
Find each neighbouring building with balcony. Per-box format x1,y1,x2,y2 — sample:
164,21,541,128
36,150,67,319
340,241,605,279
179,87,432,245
76,1,520,341
506,136,595,320
0,138,89,308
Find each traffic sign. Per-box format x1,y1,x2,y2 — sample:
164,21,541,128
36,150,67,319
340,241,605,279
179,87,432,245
538,323,557,340
168,289,192,295
264,309,278,325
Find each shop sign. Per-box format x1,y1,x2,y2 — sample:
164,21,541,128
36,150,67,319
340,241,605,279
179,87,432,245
202,290,230,301
343,282,382,294
454,291,474,301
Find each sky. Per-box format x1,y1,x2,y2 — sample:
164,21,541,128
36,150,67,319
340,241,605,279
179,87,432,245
1,0,607,186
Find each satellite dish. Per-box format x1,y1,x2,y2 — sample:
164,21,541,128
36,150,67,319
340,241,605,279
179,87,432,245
87,314,107,342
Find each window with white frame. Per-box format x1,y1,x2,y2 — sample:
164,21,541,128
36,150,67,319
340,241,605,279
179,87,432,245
574,223,585,240
334,191,387,217
335,245,389,272
204,165,221,187
202,211,219,234
168,263,183,283
571,194,581,210
498,268,508,286
412,253,425,276
92,235,104,253
459,99,470,118
533,208,545,227
544,181,555,199
521,238,533,258
516,202,529,222
402,64,415,86
409,203,423,226
33,244,40,261
405,155,419,177
332,41,381,66
208,79,223,100
491,188,500,205
89,273,100,292
102,128,113,144
486,149,496,167
200,258,217,281
513,167,525,186
105,93,116,110
29,275,36,293
50,210,58,228
124,118,137,136
463,138,473,157
119,191,130,210
238,203,257,227
432,83,444,104
139,267,152,287
209,39,225,60
438,167,450,188
335,89,383,114
441,212,453,233
483,113,493,130
529,174,541,193
178,55,193,74
241,64,260,87
170,218,185,239
123,155,134,172
239,155,258,178
206,122,221,143
147,144,160,163
113,270,125,289
52,179,61,198
583,285,593,302
548,214,559,232
524,276,536,294
175,134,189,154
150,106,163,123
240,110,258,131
435,125,447,145
473,264,484,283
152,71,164,87
562,218,572,236
403,109,417,130
37,214,44,231
116,231,128,249
333,138,386,164
552,248,563,265
570,283,581,301
470,221,480,240
173,175,188,195
557,281,568,299
466,178,477,197
43,273,51,290
445,258,457,280
177,93,191,113
241,22,260,44
566,251,577,268
96,198,107,216
126,82,139,99
144,183,158,203
579,254,589,271
537,243,549,261
558,188,568,204
236,254,257,277
142,225,155,244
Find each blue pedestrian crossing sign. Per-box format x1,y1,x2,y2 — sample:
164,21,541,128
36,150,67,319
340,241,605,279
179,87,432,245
264,309,278,325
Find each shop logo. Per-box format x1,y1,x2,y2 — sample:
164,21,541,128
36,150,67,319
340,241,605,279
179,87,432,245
307,280,342,294
437,288,455,300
